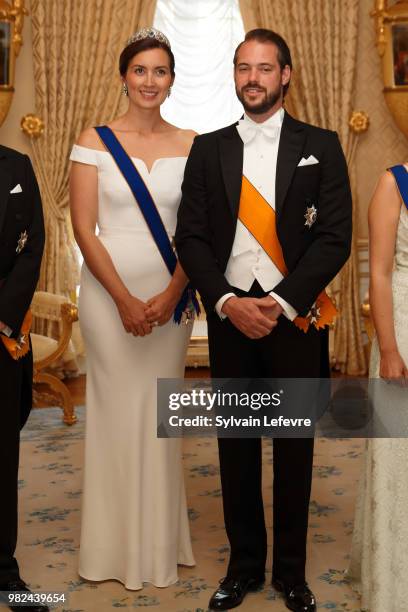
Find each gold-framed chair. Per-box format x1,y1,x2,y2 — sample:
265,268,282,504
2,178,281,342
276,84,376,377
361,293,374,343
186,331,210,368
185,295,209,368
31,291,78,425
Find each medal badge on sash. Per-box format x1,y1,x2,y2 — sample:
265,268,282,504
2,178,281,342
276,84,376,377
1,311,32,359
1,245,32,358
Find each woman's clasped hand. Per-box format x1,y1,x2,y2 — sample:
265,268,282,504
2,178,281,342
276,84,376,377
115,287,182,335
145,287,181,327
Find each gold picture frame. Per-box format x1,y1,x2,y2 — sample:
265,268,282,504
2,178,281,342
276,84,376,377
0,0,27,127
372,0,408,139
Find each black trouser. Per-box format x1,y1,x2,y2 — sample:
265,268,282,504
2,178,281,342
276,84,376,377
0,340,32,585
207,281,326,585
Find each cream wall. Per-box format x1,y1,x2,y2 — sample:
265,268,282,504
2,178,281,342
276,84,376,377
0,0,34,155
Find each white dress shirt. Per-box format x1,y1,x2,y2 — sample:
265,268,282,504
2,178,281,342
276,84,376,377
0,323,13,337
215,107,297,320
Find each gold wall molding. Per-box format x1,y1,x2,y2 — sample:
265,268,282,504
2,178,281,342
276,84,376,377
371,0,387,56
21,112,44,138
349,110,370,133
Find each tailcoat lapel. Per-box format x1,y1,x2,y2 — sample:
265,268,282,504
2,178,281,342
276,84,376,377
275,112,306,216
0,149,12,235
218,113,306,219
219,124,243,219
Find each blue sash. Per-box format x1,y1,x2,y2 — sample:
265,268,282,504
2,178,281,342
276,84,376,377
389,165,408,210
95,125,199,324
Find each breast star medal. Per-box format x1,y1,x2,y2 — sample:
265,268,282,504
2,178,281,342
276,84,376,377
16,230,28,254
304,204,317,228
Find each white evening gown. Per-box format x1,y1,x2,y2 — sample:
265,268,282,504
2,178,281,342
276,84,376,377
69,144,195,590
348,200,408,610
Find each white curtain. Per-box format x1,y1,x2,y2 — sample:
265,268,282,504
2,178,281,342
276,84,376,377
154,0,245,133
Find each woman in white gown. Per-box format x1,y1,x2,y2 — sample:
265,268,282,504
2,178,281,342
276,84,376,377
69,28,196,590
348,164,408,610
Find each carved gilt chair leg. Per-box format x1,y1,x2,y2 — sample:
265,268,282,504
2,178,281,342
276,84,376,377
33,371,77,425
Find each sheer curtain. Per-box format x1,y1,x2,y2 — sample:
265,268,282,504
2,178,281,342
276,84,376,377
154,0,244,133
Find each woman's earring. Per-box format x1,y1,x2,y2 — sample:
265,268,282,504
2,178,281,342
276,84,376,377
167,86,172,98
123,82,128,96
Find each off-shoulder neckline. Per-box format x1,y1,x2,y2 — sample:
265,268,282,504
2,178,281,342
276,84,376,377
72,143,187,175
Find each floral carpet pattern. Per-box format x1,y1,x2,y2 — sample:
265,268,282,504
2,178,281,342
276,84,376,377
7,407,364,611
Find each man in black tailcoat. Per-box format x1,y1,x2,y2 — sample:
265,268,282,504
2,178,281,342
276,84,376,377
176,29,352,612
0,144,48,611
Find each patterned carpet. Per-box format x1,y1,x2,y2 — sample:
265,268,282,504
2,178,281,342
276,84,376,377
9,406,364,611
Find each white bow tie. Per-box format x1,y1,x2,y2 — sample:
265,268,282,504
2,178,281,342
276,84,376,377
236,120,281,144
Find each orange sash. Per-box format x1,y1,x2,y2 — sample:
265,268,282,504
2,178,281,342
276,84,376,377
1,310,32,359
238,176,337,332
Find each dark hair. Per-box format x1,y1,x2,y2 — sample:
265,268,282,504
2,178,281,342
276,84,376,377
233,28,292,97
119,38,175,77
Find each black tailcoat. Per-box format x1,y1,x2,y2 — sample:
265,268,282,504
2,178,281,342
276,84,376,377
0,145,44,584
175,111,352,584
176,111,352,316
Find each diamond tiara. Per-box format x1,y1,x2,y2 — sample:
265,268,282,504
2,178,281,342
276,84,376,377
126,27,171,49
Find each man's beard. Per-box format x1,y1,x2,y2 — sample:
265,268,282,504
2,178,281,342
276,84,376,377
236,83,282,114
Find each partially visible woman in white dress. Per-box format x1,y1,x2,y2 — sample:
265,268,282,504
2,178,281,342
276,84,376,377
69,28,196,590
348,164,408,610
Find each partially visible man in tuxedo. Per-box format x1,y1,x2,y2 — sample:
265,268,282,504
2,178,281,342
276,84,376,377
0,145,48,611
176,29,352,612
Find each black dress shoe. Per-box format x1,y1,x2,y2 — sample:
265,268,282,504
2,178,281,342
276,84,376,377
208,575,264,610
272,578,316,612
0,579,50,612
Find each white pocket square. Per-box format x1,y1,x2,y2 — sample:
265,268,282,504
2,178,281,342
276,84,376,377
297,155,319,167
10,183,22,194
